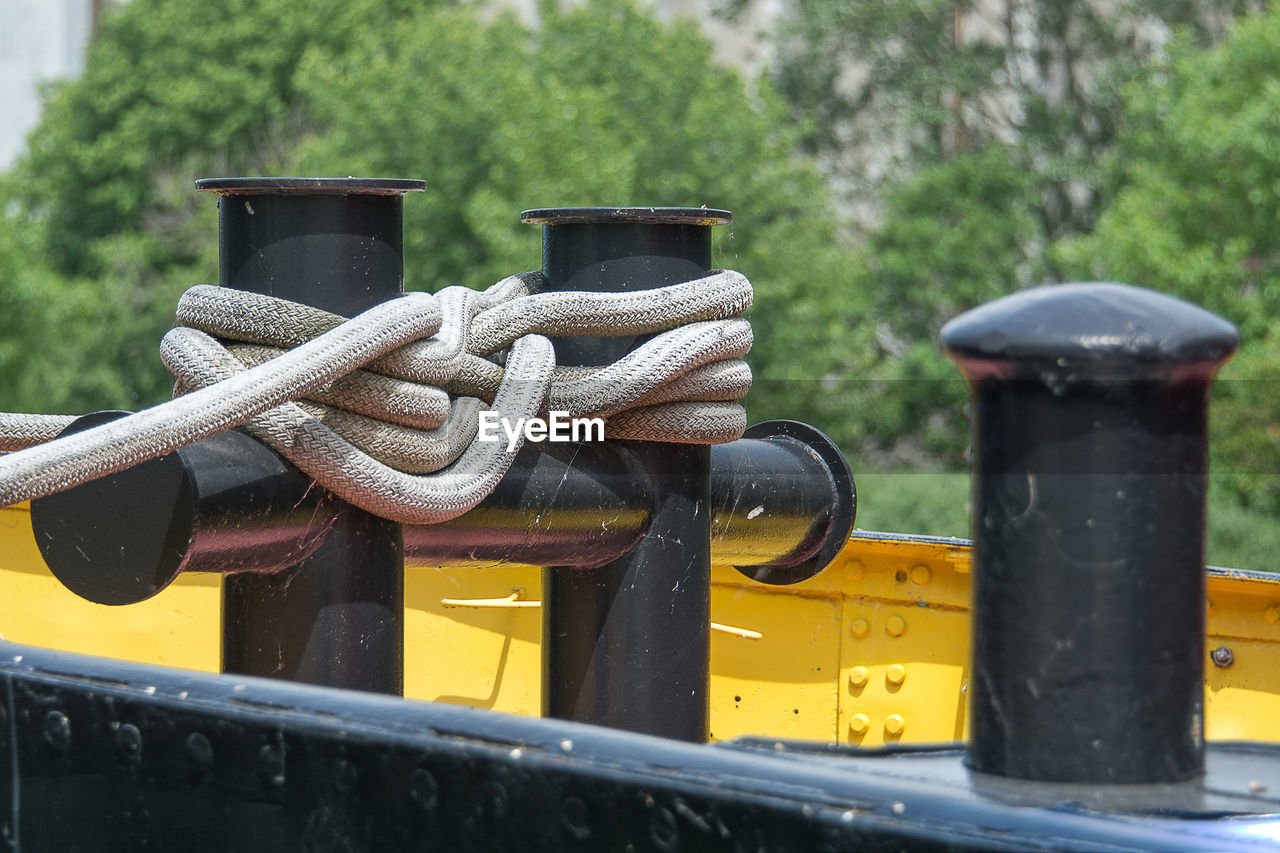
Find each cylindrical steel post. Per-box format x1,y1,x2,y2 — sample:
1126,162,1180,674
405,440,651,570
715,420,855,585
942,282,1238,784
33,417,854,599
30,411,334,605
198,177,423,695
525,207,730,742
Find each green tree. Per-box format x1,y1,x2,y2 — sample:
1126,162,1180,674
0,0,859,450
833,147,1039,465
736,0,1259,239
13,0,427,274
1057,9,1280,509
718,0,1261,469
292,0,868,444
0,0,431,412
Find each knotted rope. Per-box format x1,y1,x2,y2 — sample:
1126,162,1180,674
0,270,752,522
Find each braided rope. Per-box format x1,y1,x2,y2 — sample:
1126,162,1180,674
0,414,77,453
0,269,752,521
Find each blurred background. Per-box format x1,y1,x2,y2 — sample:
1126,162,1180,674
1,0,1278,567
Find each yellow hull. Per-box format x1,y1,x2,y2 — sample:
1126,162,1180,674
4,501,1277,745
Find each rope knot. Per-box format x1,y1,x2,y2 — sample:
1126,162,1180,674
0,270,753,519
156,270,753,521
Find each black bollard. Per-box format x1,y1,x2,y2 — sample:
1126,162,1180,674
525,207,730,742
942,282,1238,784
31,194,855,714
198,177,423,695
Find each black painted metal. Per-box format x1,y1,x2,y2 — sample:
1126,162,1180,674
195,176,426,196
522,206,732,227
411,419,854,581
202,177,423,696
33,419,853,596
941,282,1239,784
30,412,333,605
28,188,853,710
196,176,424,317
718,420,856,585
4,640,1279,853
529,208,721,742
33,432,637,591
405,440,650,569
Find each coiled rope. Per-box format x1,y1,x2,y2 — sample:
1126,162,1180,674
0,269,752,522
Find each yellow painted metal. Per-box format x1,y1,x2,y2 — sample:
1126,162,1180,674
1204,570,1280,739
0,503,220,672
4,500,1280,745
708,576,841,741
404,565,541,714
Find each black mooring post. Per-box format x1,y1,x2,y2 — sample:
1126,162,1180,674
524,207,730,742
942,282,1238,784
196,177,424,695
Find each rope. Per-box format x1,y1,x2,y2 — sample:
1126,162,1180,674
0,270,752,522
0,415,76,452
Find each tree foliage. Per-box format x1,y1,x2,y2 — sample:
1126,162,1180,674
741,0,1261,236
0,0,858,451
1057,8,1280,508
12,0,428,274
717,0,1263,469
0,0,429,411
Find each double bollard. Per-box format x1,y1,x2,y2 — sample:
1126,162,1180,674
30,178,855,744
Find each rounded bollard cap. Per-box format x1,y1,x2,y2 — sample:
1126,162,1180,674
941,282,1239,379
